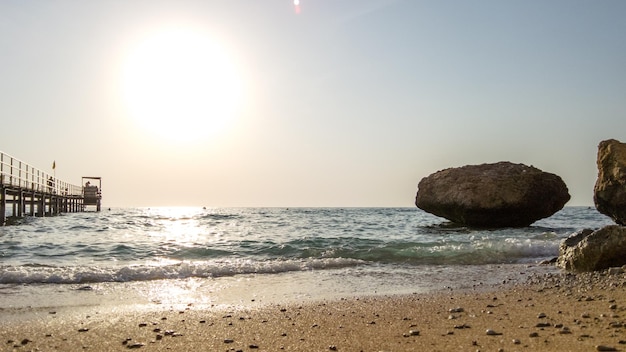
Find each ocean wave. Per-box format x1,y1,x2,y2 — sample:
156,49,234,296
0,258,365,284
324,237,560,265
0,236,558,285
1,207,609,283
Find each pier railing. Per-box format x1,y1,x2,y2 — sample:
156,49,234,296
0,151,82,196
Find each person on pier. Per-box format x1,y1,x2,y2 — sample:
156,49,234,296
47,177,54,193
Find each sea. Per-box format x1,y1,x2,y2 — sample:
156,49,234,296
0,206,614,317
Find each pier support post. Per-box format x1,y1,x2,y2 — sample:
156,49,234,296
29,192,35,216
17,191,24,217
11,194,17,217
0,187,5,225
37,194,45,217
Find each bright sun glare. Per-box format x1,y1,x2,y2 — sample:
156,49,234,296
122,26,243,144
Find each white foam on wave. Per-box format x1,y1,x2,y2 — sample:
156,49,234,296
407,236,561,265
0,257,365,284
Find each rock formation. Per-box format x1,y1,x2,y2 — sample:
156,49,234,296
594,139,626,225
557,226,626,272
415,162,570,227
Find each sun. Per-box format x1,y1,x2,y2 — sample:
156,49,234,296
121,26,243,144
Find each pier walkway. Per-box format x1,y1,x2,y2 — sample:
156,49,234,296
0,151,101,226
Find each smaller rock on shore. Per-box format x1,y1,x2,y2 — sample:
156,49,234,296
558,226,626,272
557,139,626,273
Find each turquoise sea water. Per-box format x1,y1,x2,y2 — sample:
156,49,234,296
0,207,614,312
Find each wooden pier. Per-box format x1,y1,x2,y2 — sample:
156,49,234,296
0,151,101,226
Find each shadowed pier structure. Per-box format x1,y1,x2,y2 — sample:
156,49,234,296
0,151,102,226
82,176,102,212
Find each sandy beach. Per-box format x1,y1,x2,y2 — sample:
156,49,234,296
2,268,626,352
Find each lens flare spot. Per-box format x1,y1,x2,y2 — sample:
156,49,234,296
294,0,301,14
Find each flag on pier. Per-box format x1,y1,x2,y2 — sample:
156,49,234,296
52,161,56,170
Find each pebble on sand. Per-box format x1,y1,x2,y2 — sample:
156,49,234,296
127,342,145,349
485,329,502,336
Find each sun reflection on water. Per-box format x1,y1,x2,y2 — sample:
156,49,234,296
143,206,209,250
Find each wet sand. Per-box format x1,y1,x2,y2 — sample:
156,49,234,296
2,268,626,351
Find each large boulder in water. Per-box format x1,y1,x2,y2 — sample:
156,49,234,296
557,226,626,272
415,162,570,227
594,139,626,225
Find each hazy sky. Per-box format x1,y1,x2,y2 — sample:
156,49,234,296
1,0,625,207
